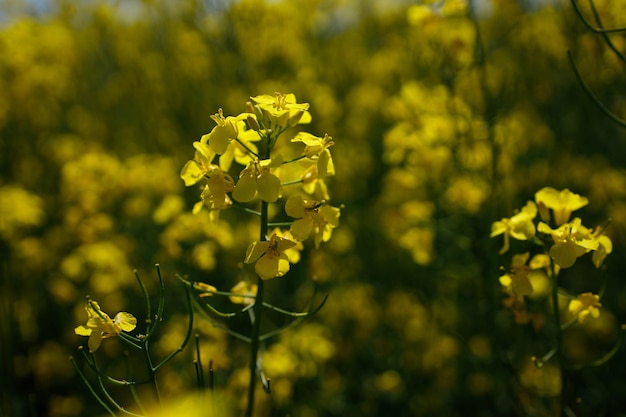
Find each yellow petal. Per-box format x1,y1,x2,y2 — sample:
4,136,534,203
114,312,137,332
88,332,103,353
257,172,282,202
180,161,205,186
233,172,257,202
255,254,280,280
74,325,92,336
291,217,313,241
245,241,269,264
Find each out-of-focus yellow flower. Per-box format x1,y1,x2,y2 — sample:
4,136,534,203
592,234,613,269
251,92,311,128
232,157,282,203
568,292,601,323
74,300,136,352
285,194,341,248
499,252,533,297
535,187,588,226
244,233,297,280
490,201,537,254
538,218,600,269
229,280,258,305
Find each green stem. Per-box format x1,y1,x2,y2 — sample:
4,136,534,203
550,259,566,414
245,200,268,417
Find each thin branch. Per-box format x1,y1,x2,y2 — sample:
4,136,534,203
567,50,626,128
70,356,117,417
154,284,194,371
571,0,626,34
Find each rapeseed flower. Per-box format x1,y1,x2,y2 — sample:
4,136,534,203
490,201,537,254
244,233,297,280
535,187,588,226
74,300,137,352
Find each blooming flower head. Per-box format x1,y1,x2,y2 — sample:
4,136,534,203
538,218,600,269
232,157,283,203
251,93,311,128
499,252,533,297
74,300,137,352
285,194,341,248
568,292,601,323
190,166,235,222
229,280,258,306
244,233,297,280
490,201,537,254
535,187,588,226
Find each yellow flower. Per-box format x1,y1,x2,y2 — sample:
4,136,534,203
535,187,588,226
244,233,297,280
74,300,137,352
232,157,283,203
191,166,235,222
592,234,612,268
291,132,335,178
285,194,341,248
180,141,218,186
490,201,537,254
300,162,331,200
270,227,303,264
568,292,601,323
229,280,258,305
499,252,533,297
204,109,260,172
538,218,600,268
251,92,311,128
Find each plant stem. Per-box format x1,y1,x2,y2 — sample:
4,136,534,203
245,199,269,417
550,260,566,414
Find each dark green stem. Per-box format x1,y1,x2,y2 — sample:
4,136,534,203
245,200,268,417
550,259,566,414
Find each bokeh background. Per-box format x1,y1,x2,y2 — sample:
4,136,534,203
2,0,626,416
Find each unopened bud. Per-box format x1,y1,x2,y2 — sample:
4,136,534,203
247,114,260,131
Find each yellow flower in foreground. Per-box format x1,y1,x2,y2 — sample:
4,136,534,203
233,157,283,203
244,233,297,280
229,280,258,305
180,141,217,186
74,301,137,352
538,218,600,269
535,187,588,226
291,132,335,178
285,194,341,248
251,92,311,128
568,292,601,323
490,201,537,254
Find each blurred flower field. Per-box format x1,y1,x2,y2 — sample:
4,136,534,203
2,0,626,416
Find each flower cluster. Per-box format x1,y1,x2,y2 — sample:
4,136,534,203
181,93,341,288
491,187,612,323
